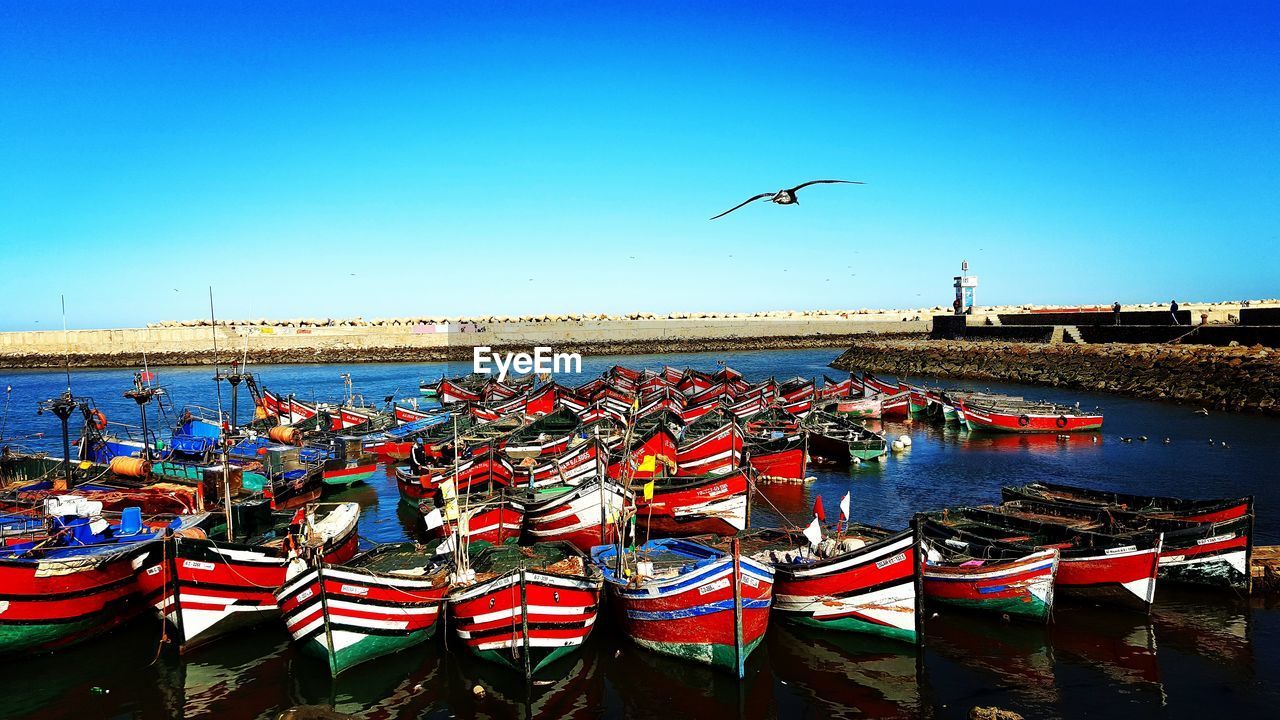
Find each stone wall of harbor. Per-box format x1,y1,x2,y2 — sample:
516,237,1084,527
0,315,929,368
831,338,1280,415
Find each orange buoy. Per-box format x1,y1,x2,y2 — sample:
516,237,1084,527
268,425,300,445
91,410,108,431
108,456,150,478
253,406,268,420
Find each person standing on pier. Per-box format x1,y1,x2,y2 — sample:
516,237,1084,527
1170,299,1180,325
1112,301,1122,325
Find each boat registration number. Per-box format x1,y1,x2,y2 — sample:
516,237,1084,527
698,578,730,595
297,589,313,602
1103,545,1138,555
1197,534,1235,546
741,575,759,588
183,560,215,571
341,584,369,596
876,553,907,570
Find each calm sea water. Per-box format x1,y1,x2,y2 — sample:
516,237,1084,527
2,349,1278,720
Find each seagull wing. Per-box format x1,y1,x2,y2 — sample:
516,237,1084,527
710,192,775,220
788,179,865,192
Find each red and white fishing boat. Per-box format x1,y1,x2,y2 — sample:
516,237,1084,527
634,469,751,537
922,509,1162,611
675,419,743,476
135,502,361,651
744,433,806,481
421,492,525,548
275,543,450,676
512,440,603,489
921,541,1058,623
591,538,774,677
744,525,918,643
957,398,1104,433
522,477,629,552
449,541,603,677
394,450,514,505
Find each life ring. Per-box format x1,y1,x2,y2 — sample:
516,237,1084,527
1056,415,1069,428
91,410,108,431
1017,414,1030,427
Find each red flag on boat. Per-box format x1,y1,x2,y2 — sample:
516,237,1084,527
812,495,825,522
140,370,155,382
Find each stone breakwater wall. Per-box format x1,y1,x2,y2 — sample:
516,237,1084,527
0,317,929,369
832,339,1280,415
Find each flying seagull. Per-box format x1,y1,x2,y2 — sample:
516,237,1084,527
710,179,865,220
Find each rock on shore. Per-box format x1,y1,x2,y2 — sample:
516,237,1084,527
832,338,1280,415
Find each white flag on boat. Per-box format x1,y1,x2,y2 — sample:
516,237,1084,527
839,491,850,521
423,507,444,530
802,515,823,546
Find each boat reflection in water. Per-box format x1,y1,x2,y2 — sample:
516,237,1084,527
767,623,921,719
602,631,776,720
1049,607,1163,693
444,633,605,720
924,613,1061,713
949,428,1106,453
175,633,294,718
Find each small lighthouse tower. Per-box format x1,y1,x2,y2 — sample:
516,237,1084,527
953,260,978,315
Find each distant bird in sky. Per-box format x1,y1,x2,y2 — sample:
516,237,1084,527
710,179,864,220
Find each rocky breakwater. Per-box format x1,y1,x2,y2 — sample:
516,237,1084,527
832,338,1280,415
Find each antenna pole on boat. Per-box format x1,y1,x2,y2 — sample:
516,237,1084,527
39,391,79,490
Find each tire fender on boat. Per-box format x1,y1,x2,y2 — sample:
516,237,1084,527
1017,414,1030,427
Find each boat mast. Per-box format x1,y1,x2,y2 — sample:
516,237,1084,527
209,287,233,539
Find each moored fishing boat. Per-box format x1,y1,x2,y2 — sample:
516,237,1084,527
957,398,1103,433
633,469,751,537
802,410,887,465
134,502,361,650
275,542,451,676
448,540,602,678
742,525,917,642
744,432,806,481
0,500,208,656
1002,481,1253,524
993,496,1253,592
829,396,882,419
591,537,774,677
920,508,1162,611
521,476,628,551
675,413,743,476
920,538,1058,623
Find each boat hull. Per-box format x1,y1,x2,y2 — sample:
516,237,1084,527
276,562,446,676
771,530,917,642
922,548,1058,623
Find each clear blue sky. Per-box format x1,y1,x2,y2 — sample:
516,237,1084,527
1,2,1276,329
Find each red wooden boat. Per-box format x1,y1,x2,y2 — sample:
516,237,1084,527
633,469,751,537
958,398,1103,433
744,433,806,481
449,540,603,678
1003,481,1252,524
275,543,450,676
522,477,629,551
135,502,361,651
394,450,514,505
675,418,743,476
921,540,1058,623
921,509,1162,611
742,525,917,642
591,538,774,677
605,424,678,481
512,440,603,490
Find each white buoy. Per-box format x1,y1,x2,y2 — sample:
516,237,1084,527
898,435,913,447
851,457,861,465
892,440,905,452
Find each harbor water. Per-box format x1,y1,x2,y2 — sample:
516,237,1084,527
2,348,1278,719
